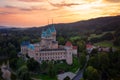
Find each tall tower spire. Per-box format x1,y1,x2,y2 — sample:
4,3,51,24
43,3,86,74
52,18,53,25
51,18,54,28
48,19,49,26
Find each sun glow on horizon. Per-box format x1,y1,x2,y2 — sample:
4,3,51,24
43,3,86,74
0,0,120,27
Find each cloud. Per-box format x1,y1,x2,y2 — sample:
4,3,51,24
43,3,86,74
5,5,15,8
0,12,14,15
102,0,120,3
18,0,43,2
85,0,97,3
4,5,48,12
48,1,80,7
4,5,31,11
19,8,32,11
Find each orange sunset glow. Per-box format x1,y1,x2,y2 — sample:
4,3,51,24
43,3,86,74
0,0,120,27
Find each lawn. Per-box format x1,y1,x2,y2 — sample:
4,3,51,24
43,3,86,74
70,57,79,73
88,31,115,40
88,33,104,40
94,41,120,50
70,36,81,41
94,41,113,47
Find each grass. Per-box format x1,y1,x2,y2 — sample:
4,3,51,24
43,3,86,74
94,41,120,49
88,33,104,40
88,31,115,40
70,57,79,73
70,36,81,41
94,41,113,47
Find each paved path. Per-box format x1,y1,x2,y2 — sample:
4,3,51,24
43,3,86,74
57,72,76,80
72,55,89,80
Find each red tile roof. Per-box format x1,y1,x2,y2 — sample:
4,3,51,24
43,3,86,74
65,41,72,47
73,46,77,49
86,44,93,48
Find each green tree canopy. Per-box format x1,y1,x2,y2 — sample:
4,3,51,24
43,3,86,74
84,66,100,80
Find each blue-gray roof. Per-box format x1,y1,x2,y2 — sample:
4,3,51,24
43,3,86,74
50,26,56,32
46,28,51,36
27,44,35,50
41,26,56,38
21,41,30,46
41,31,47,37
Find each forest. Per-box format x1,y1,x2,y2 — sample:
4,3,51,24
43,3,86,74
0,15,120,80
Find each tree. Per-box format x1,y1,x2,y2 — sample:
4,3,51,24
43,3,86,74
80,78,84,80
108,50,120,79
84,66,100,80
48,61,56,77
17,58,25,69
17,66,31,80
0,69,3,80
88,56,99,69
77,40,86,52
27,58,40,72
90,49,98,56
101,32,114,41
79,53,86,69
57,36,65,45
21,71,31,80
9,58,18,70
8,43,17,58
113,36,120,46
11,73,17,80
9,50,17,59
98,53,109,70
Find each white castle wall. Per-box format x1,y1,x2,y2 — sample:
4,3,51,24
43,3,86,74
21,27,77,65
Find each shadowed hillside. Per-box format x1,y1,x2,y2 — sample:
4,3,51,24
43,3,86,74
0,15,120,37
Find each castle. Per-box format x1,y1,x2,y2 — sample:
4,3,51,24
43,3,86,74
21,25,77,64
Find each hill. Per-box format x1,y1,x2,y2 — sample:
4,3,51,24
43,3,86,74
53,15,120,35
26,15,120,36
0,15,120,37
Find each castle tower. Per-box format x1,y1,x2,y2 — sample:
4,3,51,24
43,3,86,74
66,48,73,65
50,19,56,41
21,41,30,55
40,24,57,49
51,25,56,41
65,41,73,64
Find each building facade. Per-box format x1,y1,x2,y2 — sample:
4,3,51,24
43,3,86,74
21,26,77,64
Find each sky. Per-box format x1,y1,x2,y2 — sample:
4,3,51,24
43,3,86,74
0,0,120,27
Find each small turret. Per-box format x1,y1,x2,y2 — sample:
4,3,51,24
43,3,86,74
21,41,30,55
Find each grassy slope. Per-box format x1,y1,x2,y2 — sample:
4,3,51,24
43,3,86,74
94,41,113,47
88,31,114,40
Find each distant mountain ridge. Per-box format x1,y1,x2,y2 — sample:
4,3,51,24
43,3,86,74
0,26,8,29
0,15,120,35
46,15,120,35
73,15,120,32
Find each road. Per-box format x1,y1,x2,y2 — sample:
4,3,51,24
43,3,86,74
72,55,89,80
